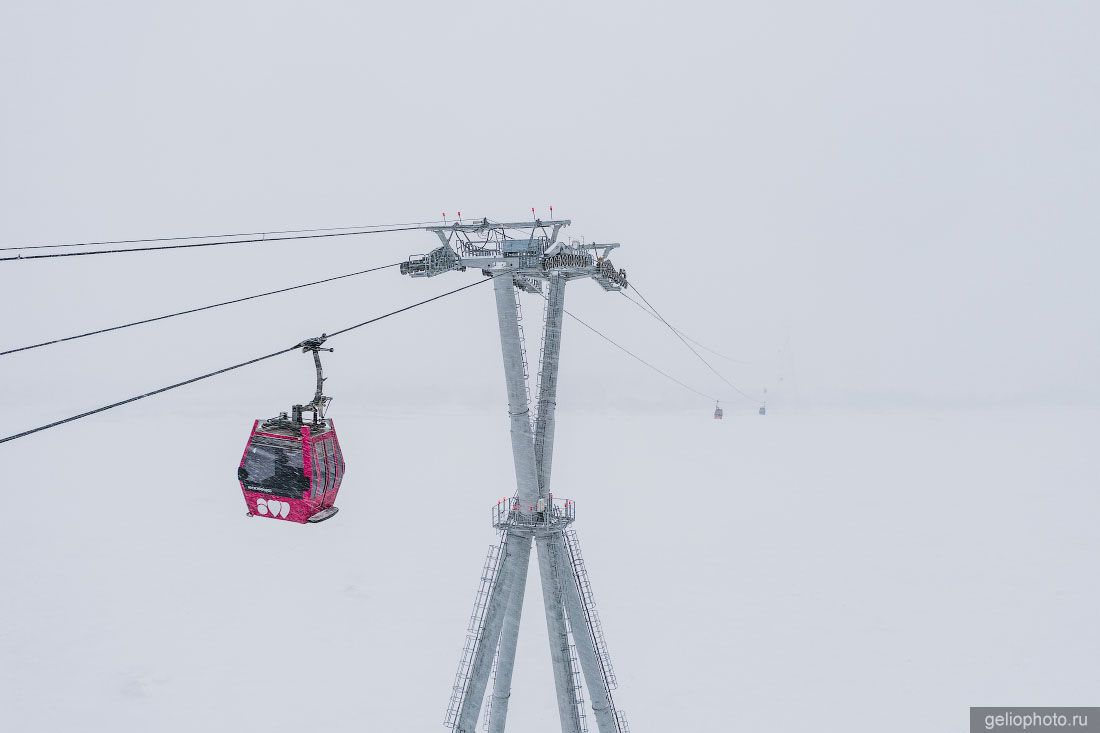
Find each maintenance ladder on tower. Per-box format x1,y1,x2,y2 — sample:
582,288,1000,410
564,529,618,690
446,533,507,729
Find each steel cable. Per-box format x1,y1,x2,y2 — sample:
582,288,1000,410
0,216,481,253
1,262,401,357
557,303,719,402
627,282,754,402
0,276,493,445
618,290,749,365
0,225,424,262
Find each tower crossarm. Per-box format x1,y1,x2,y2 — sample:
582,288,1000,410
399,218,627,291
427,218,571,244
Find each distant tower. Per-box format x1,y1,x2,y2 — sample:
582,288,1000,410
401,219,632,733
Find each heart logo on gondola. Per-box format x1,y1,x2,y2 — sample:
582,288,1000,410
256,498,290,518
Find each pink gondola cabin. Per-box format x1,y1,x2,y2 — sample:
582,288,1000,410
237,334,345,523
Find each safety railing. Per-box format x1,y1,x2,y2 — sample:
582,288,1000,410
491,494,575,531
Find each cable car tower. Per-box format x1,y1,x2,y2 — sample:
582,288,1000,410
402,219,632,733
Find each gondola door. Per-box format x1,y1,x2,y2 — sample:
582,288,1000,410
311,433,336,509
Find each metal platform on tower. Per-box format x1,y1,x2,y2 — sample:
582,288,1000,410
491,495,576,533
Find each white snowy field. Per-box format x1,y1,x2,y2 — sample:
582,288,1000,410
0,405,1095,732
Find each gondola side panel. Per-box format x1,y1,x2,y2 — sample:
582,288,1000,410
239,431,313,524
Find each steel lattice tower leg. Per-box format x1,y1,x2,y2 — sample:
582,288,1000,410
489,274,582,733
450,271,624,733
453,273,543,732
487,542,534,730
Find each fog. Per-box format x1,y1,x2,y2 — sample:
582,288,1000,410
1,2,1097,732
3,2,1097,415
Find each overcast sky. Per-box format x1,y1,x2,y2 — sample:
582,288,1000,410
2,5,1098,732
1,1,1097,430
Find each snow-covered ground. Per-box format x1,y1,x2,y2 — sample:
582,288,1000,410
1,405,1095,731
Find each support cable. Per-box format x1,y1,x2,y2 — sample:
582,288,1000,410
557,303,719,402
627,282,754,402
0,216,480,252
0,276,493,445
0,224,424,262
1,262,400,357
618,290,749,364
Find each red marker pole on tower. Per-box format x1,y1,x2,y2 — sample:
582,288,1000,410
549,205,554,220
